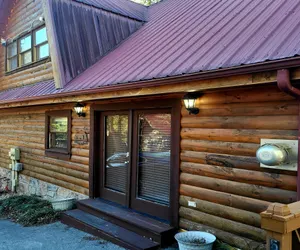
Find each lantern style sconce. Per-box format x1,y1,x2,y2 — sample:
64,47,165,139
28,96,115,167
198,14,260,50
183,93,200,115
74,102,86,117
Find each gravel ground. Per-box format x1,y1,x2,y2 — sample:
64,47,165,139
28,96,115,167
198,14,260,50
0,220,128,250
0,220,178,250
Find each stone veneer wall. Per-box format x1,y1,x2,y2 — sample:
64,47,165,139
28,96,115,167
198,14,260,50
0,167,88,200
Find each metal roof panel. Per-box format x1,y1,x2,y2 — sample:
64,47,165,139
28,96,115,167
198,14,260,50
1,0,300,103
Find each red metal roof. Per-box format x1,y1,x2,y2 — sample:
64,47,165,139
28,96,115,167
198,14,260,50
63,0,300,92
74,0,147,21
1,0,300,103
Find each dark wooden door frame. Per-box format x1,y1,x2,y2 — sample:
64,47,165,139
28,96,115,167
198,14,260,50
99,110,131,206
89,98,181,227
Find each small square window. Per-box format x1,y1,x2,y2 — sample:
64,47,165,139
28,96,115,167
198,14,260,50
20,35,32,52
45,110,72,159
7,42,17,57
37,43,49,60
20,51,32,65
19,35,32,67
34,27,49,61
35,27,47,45
49,117,68,149
8,58,18,71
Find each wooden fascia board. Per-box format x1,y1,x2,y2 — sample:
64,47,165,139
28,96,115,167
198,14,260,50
42,0,65,89
0,66,300,109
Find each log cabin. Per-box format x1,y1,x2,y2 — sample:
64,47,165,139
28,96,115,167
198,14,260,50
1,0,300,249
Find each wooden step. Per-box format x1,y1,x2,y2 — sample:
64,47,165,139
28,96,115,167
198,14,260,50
77,199,175,246
61,209,160,250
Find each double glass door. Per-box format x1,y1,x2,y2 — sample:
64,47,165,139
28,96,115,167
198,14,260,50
99,109,172,221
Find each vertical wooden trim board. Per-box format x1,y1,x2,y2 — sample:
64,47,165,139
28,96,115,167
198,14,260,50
41,0,65,89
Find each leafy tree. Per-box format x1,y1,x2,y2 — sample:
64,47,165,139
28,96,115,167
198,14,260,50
131,0,161,6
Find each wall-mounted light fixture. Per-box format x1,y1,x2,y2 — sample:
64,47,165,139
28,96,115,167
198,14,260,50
256,139,298,171
74,102,86,117
1,38,7,47
183,93,200,115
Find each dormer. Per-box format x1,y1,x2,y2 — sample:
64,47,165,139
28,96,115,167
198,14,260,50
42,0,147,88
0,0,147,91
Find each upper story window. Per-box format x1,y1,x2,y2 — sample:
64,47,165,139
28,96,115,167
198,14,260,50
6,26,49,73
35,27,49,60
7,42,17,71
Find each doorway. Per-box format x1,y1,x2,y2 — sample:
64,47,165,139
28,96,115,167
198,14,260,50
90,99,180,225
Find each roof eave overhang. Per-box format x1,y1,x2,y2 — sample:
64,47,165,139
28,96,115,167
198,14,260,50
1,57,300,106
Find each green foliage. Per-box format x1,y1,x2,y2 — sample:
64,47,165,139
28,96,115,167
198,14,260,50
213,240,237,250
131,0,161,6
50,117,68,133
0,195,60,226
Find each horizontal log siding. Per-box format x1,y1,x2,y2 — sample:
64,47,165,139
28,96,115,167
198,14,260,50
0,103,89,195
179,84,298,249
0,0,53,91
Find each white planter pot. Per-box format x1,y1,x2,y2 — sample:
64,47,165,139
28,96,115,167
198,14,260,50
51,198,75,211
175,231,216,250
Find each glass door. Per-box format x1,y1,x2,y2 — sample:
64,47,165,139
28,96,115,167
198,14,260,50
99,109,173,221
131,109,172,220
99,112,130,206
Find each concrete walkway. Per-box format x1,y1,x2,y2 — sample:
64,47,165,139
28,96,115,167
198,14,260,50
0,220,126,250
0,220,178,250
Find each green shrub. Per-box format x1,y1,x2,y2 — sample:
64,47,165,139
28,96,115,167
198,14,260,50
214,240,237,250
0,195,60,226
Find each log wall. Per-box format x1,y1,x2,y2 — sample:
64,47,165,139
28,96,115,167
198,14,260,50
0,103,89,195
179,84,298,249
0,0,53,91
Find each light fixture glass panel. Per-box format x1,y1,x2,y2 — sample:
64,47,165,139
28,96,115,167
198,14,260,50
184,99,195,109
74,106,83,114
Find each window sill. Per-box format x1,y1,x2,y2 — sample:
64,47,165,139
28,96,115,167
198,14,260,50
5,57,51,76
45,149,71,160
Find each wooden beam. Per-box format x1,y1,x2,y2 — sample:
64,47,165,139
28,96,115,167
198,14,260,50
180,184,270,213
180,195,261,227
181,162,297,191
179,206,266,242
180,173,297,203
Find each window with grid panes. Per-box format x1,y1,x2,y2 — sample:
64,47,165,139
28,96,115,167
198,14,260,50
6,25,49,72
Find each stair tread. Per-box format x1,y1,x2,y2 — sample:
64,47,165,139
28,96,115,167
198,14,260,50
78,199,173,234
64,209,159,250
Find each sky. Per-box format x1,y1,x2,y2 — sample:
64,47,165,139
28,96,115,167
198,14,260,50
130,0,161,6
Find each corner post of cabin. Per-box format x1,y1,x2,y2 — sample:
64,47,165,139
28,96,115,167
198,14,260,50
277,69,300,200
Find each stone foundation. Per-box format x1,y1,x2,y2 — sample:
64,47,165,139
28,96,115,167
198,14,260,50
0,167,88,200
0,168,10,191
